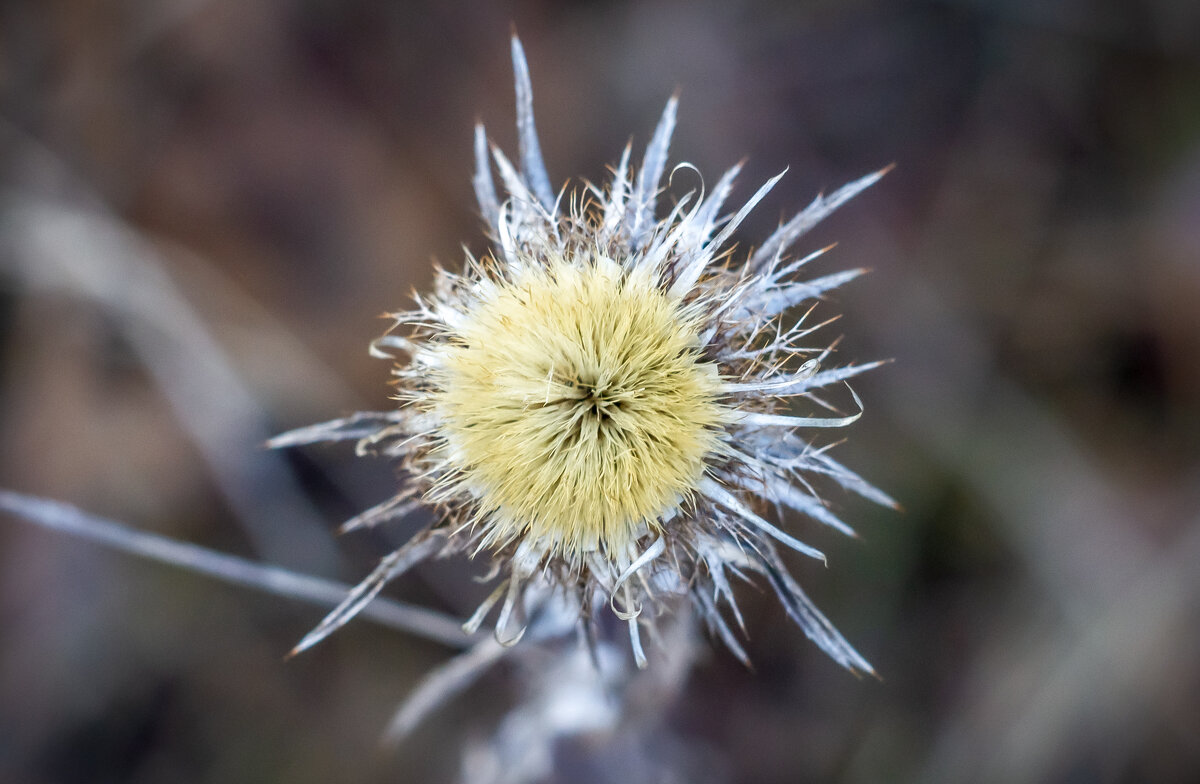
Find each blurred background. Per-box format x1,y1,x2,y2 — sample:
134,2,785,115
3,0,1200,782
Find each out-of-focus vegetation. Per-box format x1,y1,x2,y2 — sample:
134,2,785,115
2,1,1199,782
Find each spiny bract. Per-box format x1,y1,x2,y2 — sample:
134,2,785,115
271,36,893,672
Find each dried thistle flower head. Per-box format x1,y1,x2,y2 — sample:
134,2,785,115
428,255,726,559
271,36,893,672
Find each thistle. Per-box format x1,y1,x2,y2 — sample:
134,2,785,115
271,37,892,674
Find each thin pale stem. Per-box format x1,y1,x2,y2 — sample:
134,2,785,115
0,489,472,649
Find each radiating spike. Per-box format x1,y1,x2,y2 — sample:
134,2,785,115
490,144,539,216
494,200,518,267
670,169,785,298
709,168,785,253
628,614,648,668
746,268,866,318
462,581,508,634
613,535,665,591
694,588,751,666
810,453,902,509
629,95,678,245
510,36,556,211
602,142,633,238
289,530,446,656
369,334,419,359
790,360,888,394
725,360,887,396
700,478,826,563
767,480,857,538
694,161,744,238
633,191,698,275
720,459,856,538
494,569,528,646
737,408,862,429
769,242,837,279
755,546,875,675
266,411,404,448
749,166,891,272
473,124,500,230
338,493,424,534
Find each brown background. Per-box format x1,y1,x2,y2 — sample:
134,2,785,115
2,1,1200,782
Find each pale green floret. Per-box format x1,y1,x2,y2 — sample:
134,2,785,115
429,255,726,558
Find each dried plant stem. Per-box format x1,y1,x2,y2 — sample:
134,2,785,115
0,489,472,649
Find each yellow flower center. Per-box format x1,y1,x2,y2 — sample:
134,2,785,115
430,256,726,557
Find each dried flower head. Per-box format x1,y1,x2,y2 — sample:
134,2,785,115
271,37,893,672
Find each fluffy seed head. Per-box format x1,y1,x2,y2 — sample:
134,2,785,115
273,36,893,675
429,255,725,557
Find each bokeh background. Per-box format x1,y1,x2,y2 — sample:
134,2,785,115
3,1,1200,782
